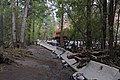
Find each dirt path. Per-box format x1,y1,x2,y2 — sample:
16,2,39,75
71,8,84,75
0,45,74,80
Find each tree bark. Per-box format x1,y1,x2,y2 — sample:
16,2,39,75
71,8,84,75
12,0,17,47
101,0,107,49
0,1,4,46
60,3,64,48
20,0,30,47
108,0,115,57
86,0,92,50
114,9,120,47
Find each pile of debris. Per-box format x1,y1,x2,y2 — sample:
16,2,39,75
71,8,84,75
67,49,115,68
67,49,120,80
0,47,29,64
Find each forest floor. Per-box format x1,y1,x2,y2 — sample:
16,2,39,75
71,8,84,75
0,45,74,80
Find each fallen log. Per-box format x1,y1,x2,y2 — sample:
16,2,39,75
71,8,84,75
92,50,108,56
67,50,91,59
67,50,109,68
74,56,90,68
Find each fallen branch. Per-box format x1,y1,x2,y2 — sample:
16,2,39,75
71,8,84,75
67,50,109,68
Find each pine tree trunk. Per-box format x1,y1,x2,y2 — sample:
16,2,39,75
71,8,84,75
101,0,107,49
12,0,17,47
0,1,4,46
20,0,30,47
108,0,114,57
114,9,120,47
86,0,92,50
60,3,64,48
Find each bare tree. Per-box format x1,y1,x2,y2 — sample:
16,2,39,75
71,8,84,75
20,0,30,47
12,0,17,47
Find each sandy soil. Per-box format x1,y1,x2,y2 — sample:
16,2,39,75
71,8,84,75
0,45,74,80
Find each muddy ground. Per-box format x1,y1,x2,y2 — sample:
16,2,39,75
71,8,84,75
0,45,74,80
